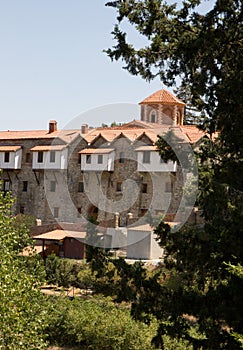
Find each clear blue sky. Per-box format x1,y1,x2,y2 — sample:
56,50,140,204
0,0,214,131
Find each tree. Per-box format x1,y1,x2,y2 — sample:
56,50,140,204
105,1,243,348
0,188,48,349
173,83,202,125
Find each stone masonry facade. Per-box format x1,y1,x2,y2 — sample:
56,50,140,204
0,89,203,228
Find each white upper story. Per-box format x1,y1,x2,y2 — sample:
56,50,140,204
135,146,177,172
31,145,68,170
79,148,115,172
0,146,22,169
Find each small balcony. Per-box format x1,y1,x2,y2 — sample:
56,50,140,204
135,146,177,172
31,145,68,170
79,148,115,172
0,146,22,169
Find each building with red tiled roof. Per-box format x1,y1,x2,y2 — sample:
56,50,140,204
140,89,185,126
140,89,185,106
0,89,207,238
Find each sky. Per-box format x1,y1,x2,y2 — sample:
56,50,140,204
0,0,214,131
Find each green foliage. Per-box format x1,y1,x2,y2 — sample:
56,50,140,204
46,296,157,350
45,254,83,288
105,0,242,133
0,190,48,349
174,83,203,125
13,213,36,231
105,1,243,348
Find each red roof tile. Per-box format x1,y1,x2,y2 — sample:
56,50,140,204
0,129,80,144
33,229,86,241
140,89,185,106
79,148,114,154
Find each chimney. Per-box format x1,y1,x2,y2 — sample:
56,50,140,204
81,124,88,134
49,120,57,133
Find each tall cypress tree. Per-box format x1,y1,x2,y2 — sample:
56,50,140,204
105,1,243,348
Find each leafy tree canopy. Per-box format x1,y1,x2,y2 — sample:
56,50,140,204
105,1,243,348
0,190,48,349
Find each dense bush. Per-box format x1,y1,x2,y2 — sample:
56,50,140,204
45,255,83,288
46,296,156,350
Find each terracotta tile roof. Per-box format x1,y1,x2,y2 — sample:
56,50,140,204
33,229,86,241
140,89,185,106
180,125,205,143
79,148,114,154
30,145,67,152
0,129,80,144
84,127,159,145
0,146,22,152
153,125,205,144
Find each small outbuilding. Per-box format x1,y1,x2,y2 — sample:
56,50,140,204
126,224,164,260
33,229,86,260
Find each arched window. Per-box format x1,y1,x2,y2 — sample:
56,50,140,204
150,110,157,123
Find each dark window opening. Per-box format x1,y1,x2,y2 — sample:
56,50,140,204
23,181,28,192
78,182,84,192
50,151,56,163
119,152,125,163
140,209,147,217
165,182,172,193
37,151,43,163
98,154,103,164
143,151,150,164
78,154,81,164
116,182,122,192
26,152,31,163
151,113,156,123
50,181,56,192
20,206,25,214
86,154,91,164
4,152,10,163
142,183,148,193
53,207,59,218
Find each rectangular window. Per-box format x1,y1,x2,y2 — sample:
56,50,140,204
142,151,150,164
50,151,56,163
37,151,43,163
142,183,148,193
23,181,28,192
4,152,10,163
116,182,122,192
50,181,56,192
98,154,103,164
77,207,82,214
86,154,91,164
20,206,25,214
26,152,31,163
78,181,84,192
53,207,59,218
165,182,172,193
119,152,125,163
78,154,81,164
